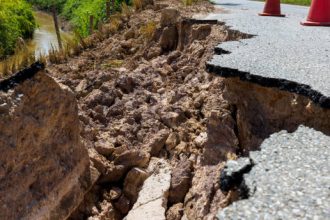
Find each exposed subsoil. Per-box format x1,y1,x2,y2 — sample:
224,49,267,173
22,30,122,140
46,0,249,219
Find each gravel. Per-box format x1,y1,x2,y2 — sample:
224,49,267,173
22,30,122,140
218,126,330,219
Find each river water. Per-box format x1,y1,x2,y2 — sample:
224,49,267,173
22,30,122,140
30,11,72,56
0,11,72,73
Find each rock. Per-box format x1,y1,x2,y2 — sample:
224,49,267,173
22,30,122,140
166,203,184,220
189,42,205,58
160,26,178,52
123,168,149,203
101,164,127,183
121,40,133,50
193,92,206,108
89,148,111,175
191,24,212,41
165,132,180,151
145,129,170,156
125,158,172,220
203,111,238,165
161,112,185,128
108,187,122,201
85,89,115,108
95,140,115,157
75,79,89,97
98,200,120,220
194,132,207,148
147,47,162,60
124,28,136,40
160,8,180,27
115,76,135,93
168,159,192,203
89,149,127,183
114,150,150,168
113,195,130,215
0,67,94,220
184,165,227,220
167,50,182,64
175,141,188,153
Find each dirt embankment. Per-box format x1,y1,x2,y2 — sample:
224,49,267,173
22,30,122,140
0,64,96,220
47,0,247,219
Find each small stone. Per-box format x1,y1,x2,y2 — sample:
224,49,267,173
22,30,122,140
160,8,180,27
166,203,184,220
95,140,115,157
124,28,136,40
161,112,185,128
160,26,178,52
175,141,188,153
194,132,207,148
116,76,135,94
125,158,171,220
165,132,180,151
123,168,149,203
109,187,122,201
191,24,212,41
114,150,150,168
145,129,170,156
113,195,130,214
75,79,88,96
168,159,192,203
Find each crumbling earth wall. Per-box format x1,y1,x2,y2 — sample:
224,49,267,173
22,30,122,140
0,63,96,220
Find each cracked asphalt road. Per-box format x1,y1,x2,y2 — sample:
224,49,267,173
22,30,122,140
218,126,330,219
206,0,330,97
204,1,330,219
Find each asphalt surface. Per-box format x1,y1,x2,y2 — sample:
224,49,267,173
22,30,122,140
204,1,330,219
206,0,330,98
218,126,330,219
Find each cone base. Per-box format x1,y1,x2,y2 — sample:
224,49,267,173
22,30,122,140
301,20,330,26
258,12,285,17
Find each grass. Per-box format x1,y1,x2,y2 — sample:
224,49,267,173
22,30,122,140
281,0,311,6
0,0,36,58
182,0,194,6
260,0,311,6
140,22,157,40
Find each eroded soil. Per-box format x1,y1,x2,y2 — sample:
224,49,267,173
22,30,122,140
47,1,244,219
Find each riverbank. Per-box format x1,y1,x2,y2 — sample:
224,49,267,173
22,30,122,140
0,10,73,76
0,0,36,59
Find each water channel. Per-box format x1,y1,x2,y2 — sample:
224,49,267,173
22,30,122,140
0,11,73,73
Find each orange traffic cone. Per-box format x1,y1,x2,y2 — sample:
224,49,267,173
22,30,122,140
301,0,330,26
259,0,285,17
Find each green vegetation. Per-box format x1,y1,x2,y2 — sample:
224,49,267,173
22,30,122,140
29,0,127,37
280,0,311,6
27,0,67,11
0,0,36,59
259,0,311,6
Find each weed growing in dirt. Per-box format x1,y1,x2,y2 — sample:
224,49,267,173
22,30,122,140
183,0,194,6
121,2,133,17
102,59,124,69
133,0,143,10
140,22,157,40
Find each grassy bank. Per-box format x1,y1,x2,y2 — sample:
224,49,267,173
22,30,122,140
259,0,311,6
280,0,311,6
28,0,126,37
0,0,36,59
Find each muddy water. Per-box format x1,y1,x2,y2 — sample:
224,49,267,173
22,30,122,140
31,11,72,56
0,11,72,73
